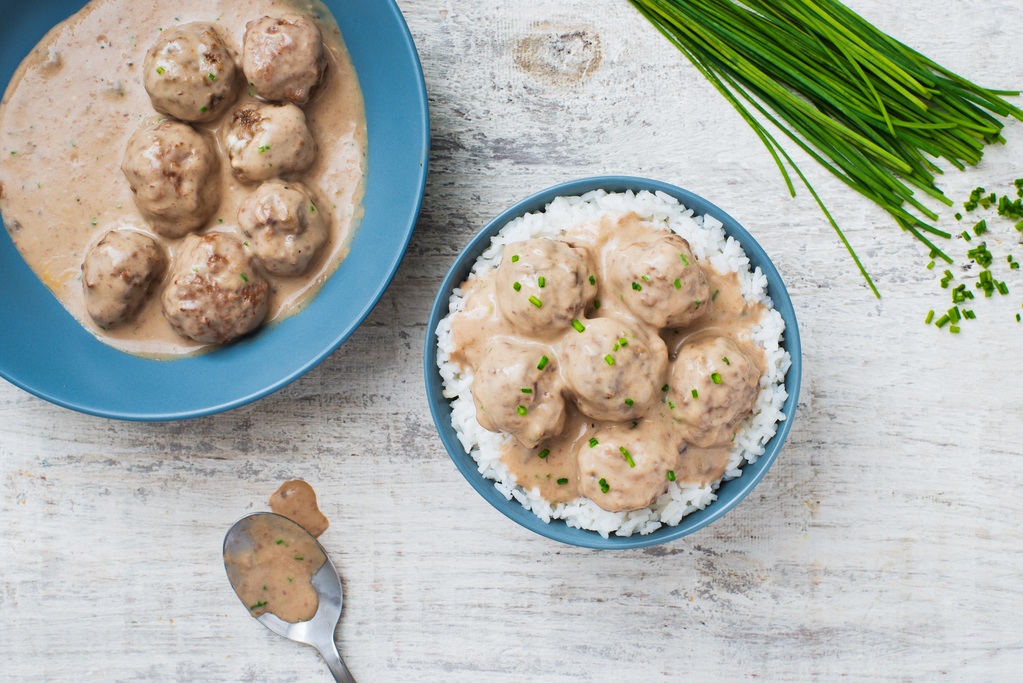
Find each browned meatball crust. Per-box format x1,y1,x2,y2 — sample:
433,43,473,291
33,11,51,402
238,180,328,277
82,229,166,328
121,121,221,238
143,23,239,123
242,14,327,105
161,233,270,344
222,102,316,183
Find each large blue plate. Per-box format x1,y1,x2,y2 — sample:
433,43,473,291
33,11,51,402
424,177,802,549
0,0,429,420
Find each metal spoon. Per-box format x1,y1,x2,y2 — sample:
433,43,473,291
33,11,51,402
223,512,356,683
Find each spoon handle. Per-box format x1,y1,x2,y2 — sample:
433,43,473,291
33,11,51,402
317,640,356,683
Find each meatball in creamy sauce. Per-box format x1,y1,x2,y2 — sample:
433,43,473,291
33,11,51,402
143,23,239,123
82,228,166,328
449,212,767,512
0,0,367,358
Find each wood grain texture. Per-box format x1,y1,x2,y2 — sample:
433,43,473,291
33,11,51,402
3,0,1023,680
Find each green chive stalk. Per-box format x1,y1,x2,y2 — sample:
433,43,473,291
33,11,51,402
630,0,1023,297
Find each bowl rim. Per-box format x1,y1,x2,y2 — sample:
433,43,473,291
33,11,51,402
424,176,802,549
0,0,430,421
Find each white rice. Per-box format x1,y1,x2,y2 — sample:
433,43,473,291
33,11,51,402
436,190,791,538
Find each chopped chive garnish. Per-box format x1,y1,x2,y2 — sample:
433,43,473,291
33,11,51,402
589,437,598,448
691,389,698,399
641,275,650,282
661,384,669,392
924,310,934,325
949,326,960,334
263,585,267,591
310,204,315,213
538,276,545,288
935,314,950,328
521,388,532,393
624,398,634,406
528,295,543,308
294,556,304,561
604,354,615,366
674,278,682,290
954,212,962,220
964,310,976,319
258,145,270,154
589,275,596,285
668,401,676,409
694,300,702,307
572,320,586,333
517,405,527,416
961,231,971,242
973,219,987,236
209,73,216,81
680,253,689,266
712,289,720,301
722,357,730,365
632,282,642,291
511,254,519,262
557,478,568,485
926,261,935,270
593,300,601,309
667,470,676,482
711,373,722,385
275,539,284,545
538,449,550,459
200,106,207,113
513,281,521,292
599,478,610,493
537,356,549,370
249,601,267,610
619,337,628,347
619,447,635,468
613,343,620,351
239,273,249,283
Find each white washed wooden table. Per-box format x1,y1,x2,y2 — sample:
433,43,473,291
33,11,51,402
3,0,1023,680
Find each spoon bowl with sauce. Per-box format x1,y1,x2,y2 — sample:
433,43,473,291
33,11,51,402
223,513,356,683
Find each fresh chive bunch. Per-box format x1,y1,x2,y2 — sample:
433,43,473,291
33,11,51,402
630,0,1023,297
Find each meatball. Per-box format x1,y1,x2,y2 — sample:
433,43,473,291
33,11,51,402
609,231,709,329
670,337,761,447
82,229,166,328
578,423,679,513
121,121,221,238
238,180,327,276
495,239,597,338
559,317,668,422
471,340,566,449
161,233,270,344
143,23,239,123
222,102,316,182
242,14,327,105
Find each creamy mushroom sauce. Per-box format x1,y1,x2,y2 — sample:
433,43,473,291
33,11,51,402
0,0,367,358
449,213,767,513
270,479,330,537
225,480,330,623
224,513,327,623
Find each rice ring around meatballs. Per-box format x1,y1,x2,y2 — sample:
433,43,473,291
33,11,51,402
121,120,221,239
161,233,270,344
143,23,239,123
238,180,328,277
242,14,327,105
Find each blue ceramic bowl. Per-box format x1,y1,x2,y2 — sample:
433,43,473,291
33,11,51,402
424,177,802,549
0,0,429,420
